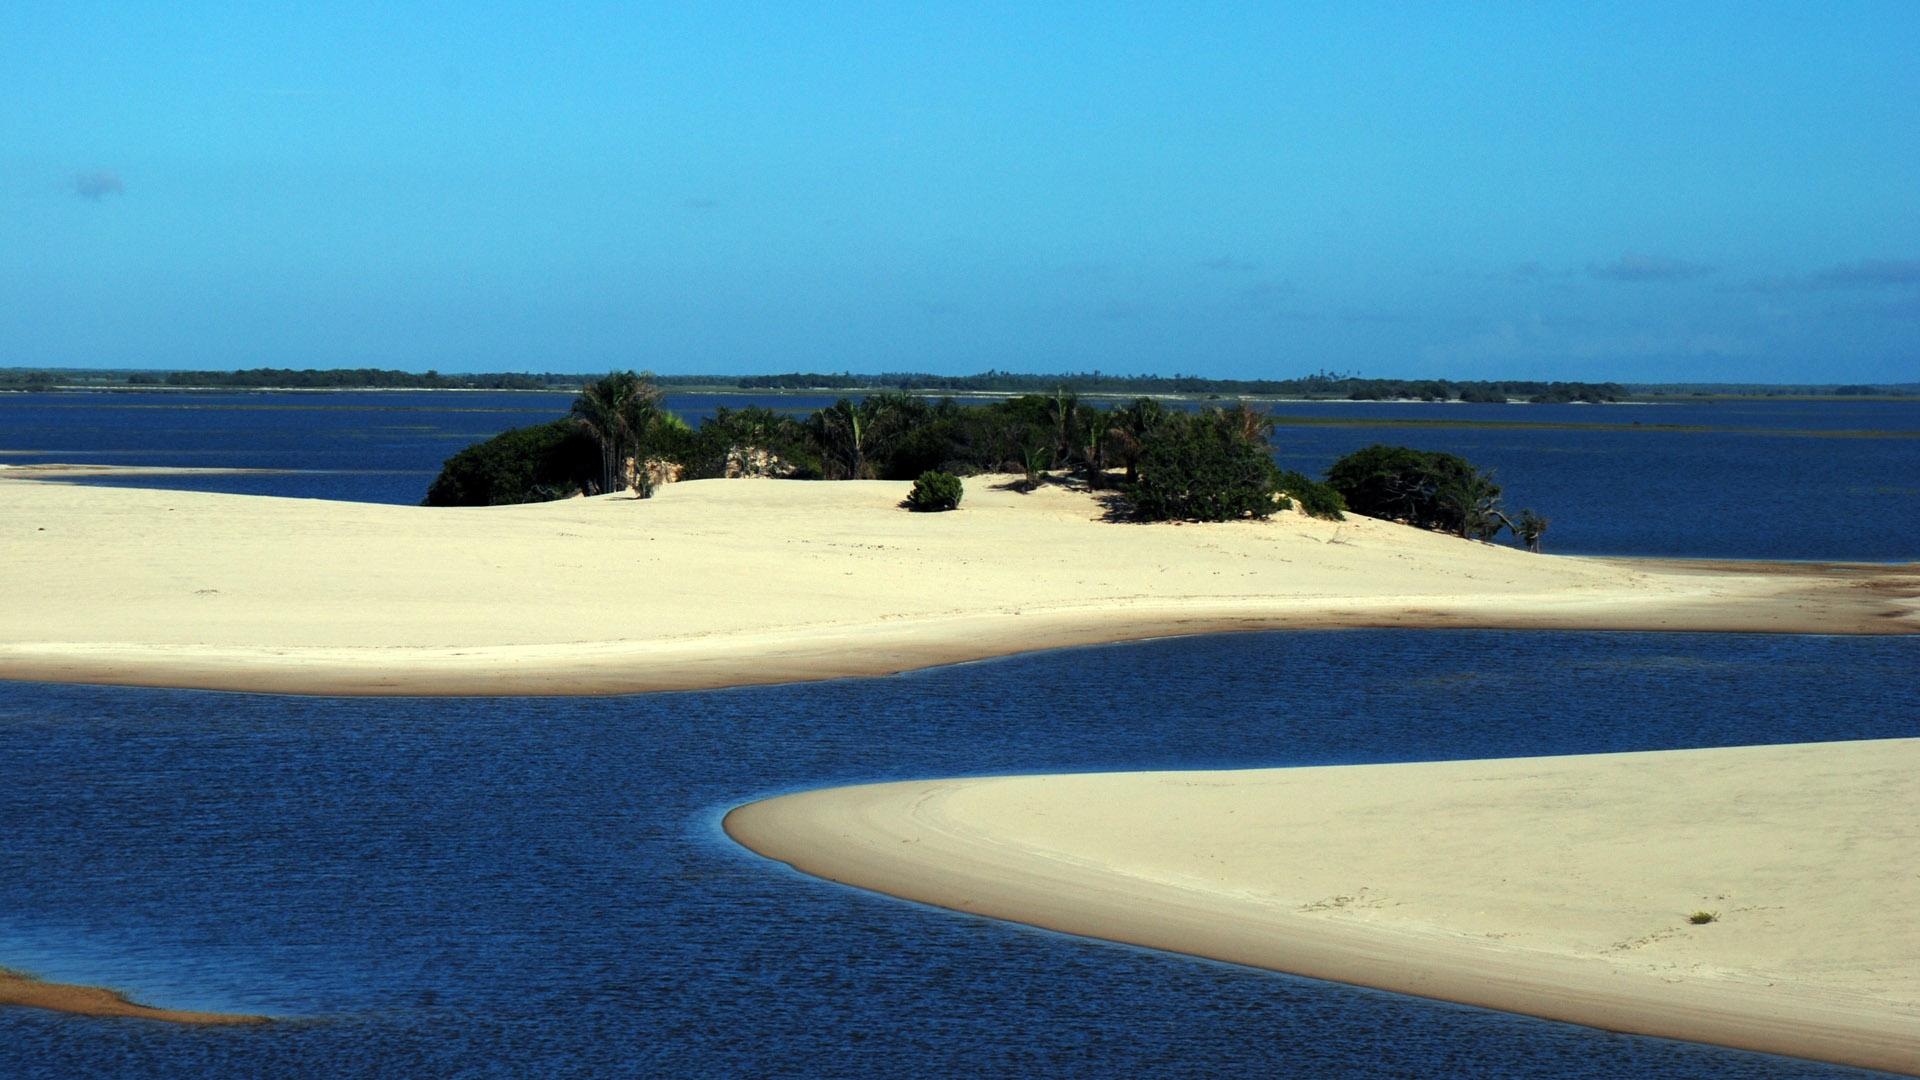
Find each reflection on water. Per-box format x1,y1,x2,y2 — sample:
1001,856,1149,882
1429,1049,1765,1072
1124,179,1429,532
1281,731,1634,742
2,630,1913,1078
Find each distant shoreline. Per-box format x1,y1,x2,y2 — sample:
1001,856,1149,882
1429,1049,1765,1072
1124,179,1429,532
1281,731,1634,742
7,384,1920,404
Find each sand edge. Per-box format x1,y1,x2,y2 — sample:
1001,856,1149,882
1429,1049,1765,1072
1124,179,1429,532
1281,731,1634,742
0,969,268,1025
3,476,1915,696
725,742,1920,1077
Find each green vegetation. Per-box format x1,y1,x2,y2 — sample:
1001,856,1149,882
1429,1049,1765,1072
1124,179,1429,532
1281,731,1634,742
145,368,575,390
679,406,811,479
570,370,669,496
1688,910,1719,925
1514,509,1551,553
736,369,1630,403
426,372,681,505
903,471,964,512
1276,469,1348,520
1127,411,1280,521
10,365,1918,402
423,419,600,506
1327,445,1496,535
427,380,1564,542
1326,444,1548,549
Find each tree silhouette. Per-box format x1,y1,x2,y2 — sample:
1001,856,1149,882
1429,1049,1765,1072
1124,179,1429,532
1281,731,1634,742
571,370,664,496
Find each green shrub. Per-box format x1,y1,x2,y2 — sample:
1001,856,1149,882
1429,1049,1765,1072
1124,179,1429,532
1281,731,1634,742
1688,910,1719,925
904,470,964,512
1325,444,1499,535
1275,468,1346,520
424,419,599,506
1127,412,1282,522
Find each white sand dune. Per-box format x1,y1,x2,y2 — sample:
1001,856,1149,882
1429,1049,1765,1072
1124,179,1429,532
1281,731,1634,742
727,740,1920,1075
1,473,1913,694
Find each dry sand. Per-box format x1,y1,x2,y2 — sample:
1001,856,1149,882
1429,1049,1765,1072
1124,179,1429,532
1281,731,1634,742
726,739,1920,1075
0,968,266,1024
1,473,1913,694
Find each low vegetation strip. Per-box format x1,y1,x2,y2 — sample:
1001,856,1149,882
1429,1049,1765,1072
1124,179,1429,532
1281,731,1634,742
426,371,1552,546
8,364,1914,398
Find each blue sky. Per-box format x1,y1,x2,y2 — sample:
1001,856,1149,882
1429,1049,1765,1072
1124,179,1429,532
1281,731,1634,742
3,3,1916,381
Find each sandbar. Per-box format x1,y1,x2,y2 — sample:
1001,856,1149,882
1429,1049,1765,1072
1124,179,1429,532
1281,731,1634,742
726,739,1920,1075
1,472,1914,694
0,968,266,1025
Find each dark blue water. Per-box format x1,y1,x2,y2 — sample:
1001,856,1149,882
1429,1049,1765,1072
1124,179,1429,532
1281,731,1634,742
2,631,1915,1078
3,391,1915,559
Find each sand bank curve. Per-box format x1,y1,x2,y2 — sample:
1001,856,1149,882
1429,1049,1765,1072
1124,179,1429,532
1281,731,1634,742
0,969,267,1025
726,739,1920,1075
2,473,1914,695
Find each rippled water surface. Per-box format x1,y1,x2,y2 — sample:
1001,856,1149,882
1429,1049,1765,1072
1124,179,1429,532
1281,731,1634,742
2,631,1915,1078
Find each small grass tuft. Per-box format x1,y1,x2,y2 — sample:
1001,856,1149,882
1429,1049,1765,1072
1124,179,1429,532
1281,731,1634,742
1688,910,1719,925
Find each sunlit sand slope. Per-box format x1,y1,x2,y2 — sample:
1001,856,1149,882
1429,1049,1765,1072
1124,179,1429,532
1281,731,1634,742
727,739,1920,1075
2,473,1913,694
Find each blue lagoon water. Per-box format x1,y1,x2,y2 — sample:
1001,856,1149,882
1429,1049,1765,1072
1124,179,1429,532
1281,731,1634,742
2,391,1917,1076
2,632,1916,1079
2,391,1916,559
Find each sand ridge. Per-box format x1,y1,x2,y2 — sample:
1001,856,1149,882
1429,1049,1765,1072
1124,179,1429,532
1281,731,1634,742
726,739,1920,1075
0,969,266,1025
1,473,1913,695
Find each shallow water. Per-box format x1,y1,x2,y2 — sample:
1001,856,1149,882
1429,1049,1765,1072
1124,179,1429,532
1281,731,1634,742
2,630,1914,1078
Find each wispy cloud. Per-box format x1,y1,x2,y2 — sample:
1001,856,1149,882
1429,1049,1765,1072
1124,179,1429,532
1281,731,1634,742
1503,260,1553,284
1747,257,1920,293
72,170,124,201
1833,291,1920,321
1809,258,1920,288
1237,280,1294,309
1587,254,1714,283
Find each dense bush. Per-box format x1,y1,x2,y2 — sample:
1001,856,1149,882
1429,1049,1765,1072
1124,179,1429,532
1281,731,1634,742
1126,412,1283,522
1325,444,1499,535
681,406,817,479
424,419,599,505
432,388,1534,540
903,470,964,512
1275,469,1346,520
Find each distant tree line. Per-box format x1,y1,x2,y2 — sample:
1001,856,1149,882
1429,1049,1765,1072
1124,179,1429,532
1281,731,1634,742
735,369,1628,403
426,371,1550,549
0,370,59,391
7,366,1914,400
137,368,579,390
430,372,1354,523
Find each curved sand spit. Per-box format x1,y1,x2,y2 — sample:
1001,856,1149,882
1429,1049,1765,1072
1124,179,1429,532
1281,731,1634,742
0,969,265,1025
727,740,1920,1075
1,473,1913,694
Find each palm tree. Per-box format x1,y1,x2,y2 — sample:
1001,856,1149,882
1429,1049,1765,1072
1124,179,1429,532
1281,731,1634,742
571,370,664,496
805,398,868,480
1077,416,1109,489
1044,387,1080,468
1216,401,1275,446
1105,397,1166,485
1018,442,1050,492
